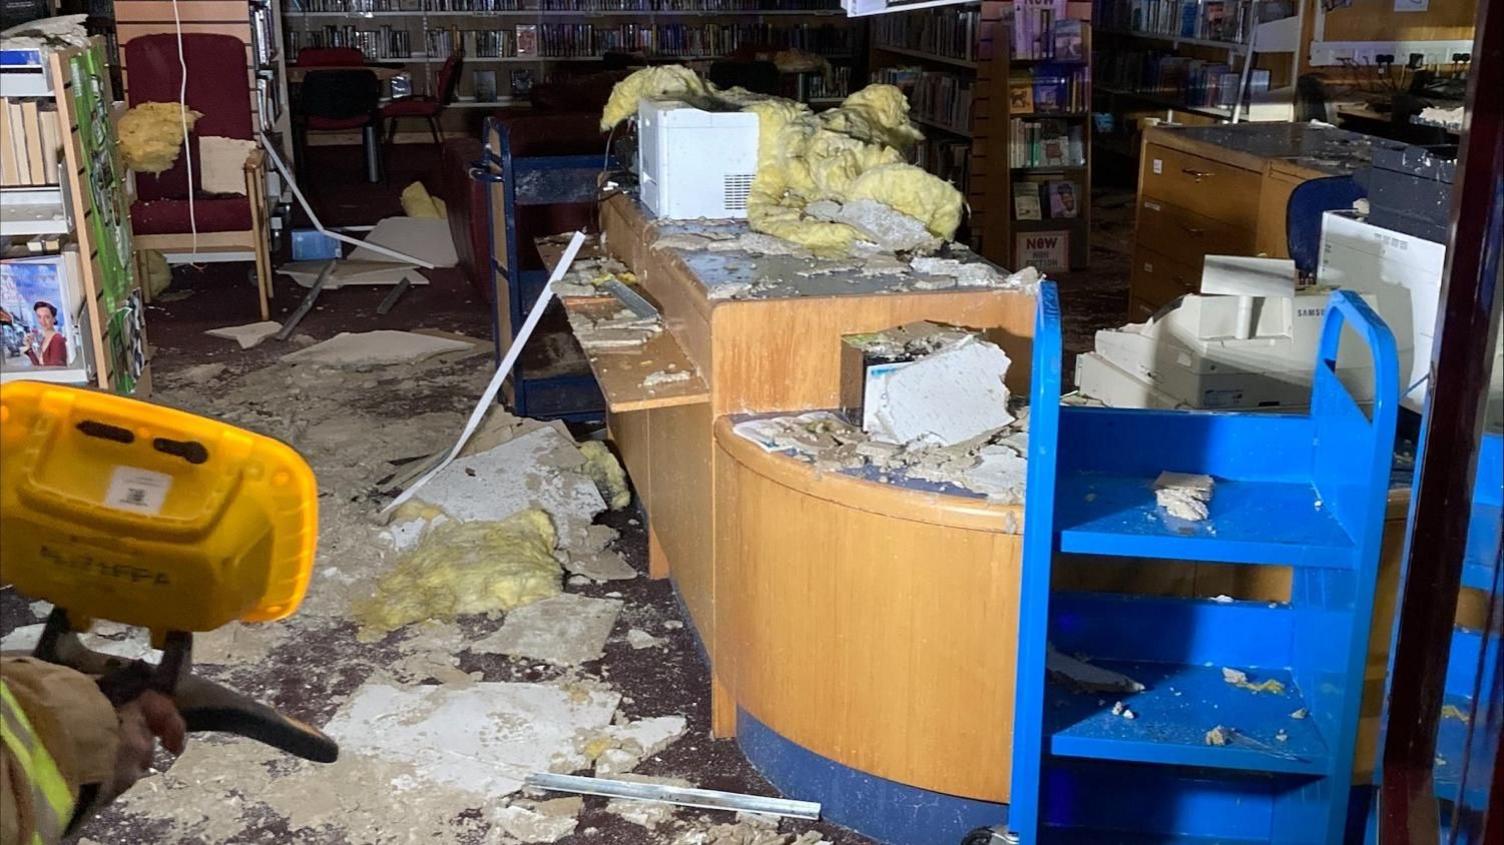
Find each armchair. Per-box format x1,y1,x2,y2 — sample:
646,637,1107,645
123,33,272,319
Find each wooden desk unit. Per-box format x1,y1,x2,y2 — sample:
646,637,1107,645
561,194,1035,840
1130,123,1392,320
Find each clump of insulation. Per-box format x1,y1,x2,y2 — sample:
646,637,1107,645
579,441,631,510
354,509,562,638
600,67,962,256
117,102,201,174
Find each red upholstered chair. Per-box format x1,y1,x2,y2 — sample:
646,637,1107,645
123,33,272,319
294,46,367,67
381,51,462,149
294,69,383,182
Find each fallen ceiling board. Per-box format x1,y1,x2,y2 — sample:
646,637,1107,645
281,259,426,289
323,681,620,797
348,216,459,268
471,593,623,665
280,330,475,367
412,425,607,526
205,320,282,349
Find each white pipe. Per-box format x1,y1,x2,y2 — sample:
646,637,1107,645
255,131,435,269
378,231,587,518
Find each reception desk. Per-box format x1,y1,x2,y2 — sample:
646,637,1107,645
559,194,1035,841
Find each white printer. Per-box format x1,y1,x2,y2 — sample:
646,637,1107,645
636,99,759,221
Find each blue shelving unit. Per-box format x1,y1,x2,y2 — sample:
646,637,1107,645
1007,283,1401,843
478,116,608,422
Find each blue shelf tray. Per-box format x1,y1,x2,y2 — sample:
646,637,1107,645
1047,660,1329,776
1056,473,1358,568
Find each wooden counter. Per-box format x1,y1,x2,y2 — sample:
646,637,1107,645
583,194,1036,804
1130,123,1399,319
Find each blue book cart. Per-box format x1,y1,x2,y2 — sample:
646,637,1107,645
1007,283,1401,843
478,115,609,422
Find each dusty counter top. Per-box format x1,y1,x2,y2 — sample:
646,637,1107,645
627,195,1037,302
1146,122,1403,177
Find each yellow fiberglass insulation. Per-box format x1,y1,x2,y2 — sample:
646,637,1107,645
599,67,963,255
579,440,631,510
117,102,202,174
354,509,562,638
600,65,709,131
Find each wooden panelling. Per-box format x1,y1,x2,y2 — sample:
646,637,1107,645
1129,246,1201,311
1139,143,1262,225
113,0,253,23
607,408,652,511
710,290,1035,416
1255,166,1308,259
1321,0,1476,42
715,425,1023,801
649,401,715,658
1136,196,1257,269
115,22,253,44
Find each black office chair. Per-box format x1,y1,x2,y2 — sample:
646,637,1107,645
294,69,383,182
1286,175,1367,279
1294,74,1331,123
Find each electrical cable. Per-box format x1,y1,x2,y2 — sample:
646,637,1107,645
170,0,200,259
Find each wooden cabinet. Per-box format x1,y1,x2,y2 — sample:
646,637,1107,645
1129,124,1381,313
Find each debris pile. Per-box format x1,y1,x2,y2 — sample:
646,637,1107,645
551,254,639,298
1154,471,1216,521
1221,666,1286,695
565,305,664,351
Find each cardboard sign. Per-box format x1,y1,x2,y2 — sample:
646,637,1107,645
1015,231,1070,273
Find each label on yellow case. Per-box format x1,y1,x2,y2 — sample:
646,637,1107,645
104,466,172,514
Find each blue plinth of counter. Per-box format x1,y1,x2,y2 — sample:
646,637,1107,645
737,710,1007,845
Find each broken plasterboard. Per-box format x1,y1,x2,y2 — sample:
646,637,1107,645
322,681,620,798
280,330,476,367
868,337,1015,446
205,320,282,349
348,216,459,268
470,593,623,666
281,259,427,289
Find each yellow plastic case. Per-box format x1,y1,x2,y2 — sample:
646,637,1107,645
0,382,318,632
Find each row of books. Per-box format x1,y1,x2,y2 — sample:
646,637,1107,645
426,27,514,57
1095,0,1255,44
287,0,839,11
912,135,971,191
1013,177,1081,220
1013,0,1086,61
1008,64,1089,113
1096,48,1270,107
878,67,973,133
1,98,61,187
872,6,979,62
794,65,851,100
1008,118,1085,168
290,27,415,58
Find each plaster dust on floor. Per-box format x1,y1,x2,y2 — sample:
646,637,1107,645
16,323,871,845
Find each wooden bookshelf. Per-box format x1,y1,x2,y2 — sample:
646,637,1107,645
1090,0,1303,162
280,0,862,109
870,1,1092,271
1,40,151,394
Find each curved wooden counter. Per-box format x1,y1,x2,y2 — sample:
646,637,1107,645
713,417,1023,802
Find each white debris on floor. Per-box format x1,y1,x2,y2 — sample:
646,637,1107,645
205,320,281,349
1153,471,1216,521
280,330,478,367
323,681,620,796
472,593,624,665
585,715,691,776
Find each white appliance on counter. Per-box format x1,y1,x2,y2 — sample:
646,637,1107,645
637,100,758,221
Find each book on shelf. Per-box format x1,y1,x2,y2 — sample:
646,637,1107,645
1012,0,1067,60
1,98,60,187
1009,118,1084,168
510,68,535,95
516,23,538,56
1008,80,1034,113
1013,184,1043,220
872,5,979,62
1045,179,1079,218
473,70,498,101
1095,0,1257,45
1053,19,1084,61
0,248,92,385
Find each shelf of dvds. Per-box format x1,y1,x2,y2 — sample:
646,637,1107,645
281,0,862,109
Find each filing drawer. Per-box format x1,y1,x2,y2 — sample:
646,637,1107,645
1140,144,1262,225
1129,245,1202,311
1136,196,1256,270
